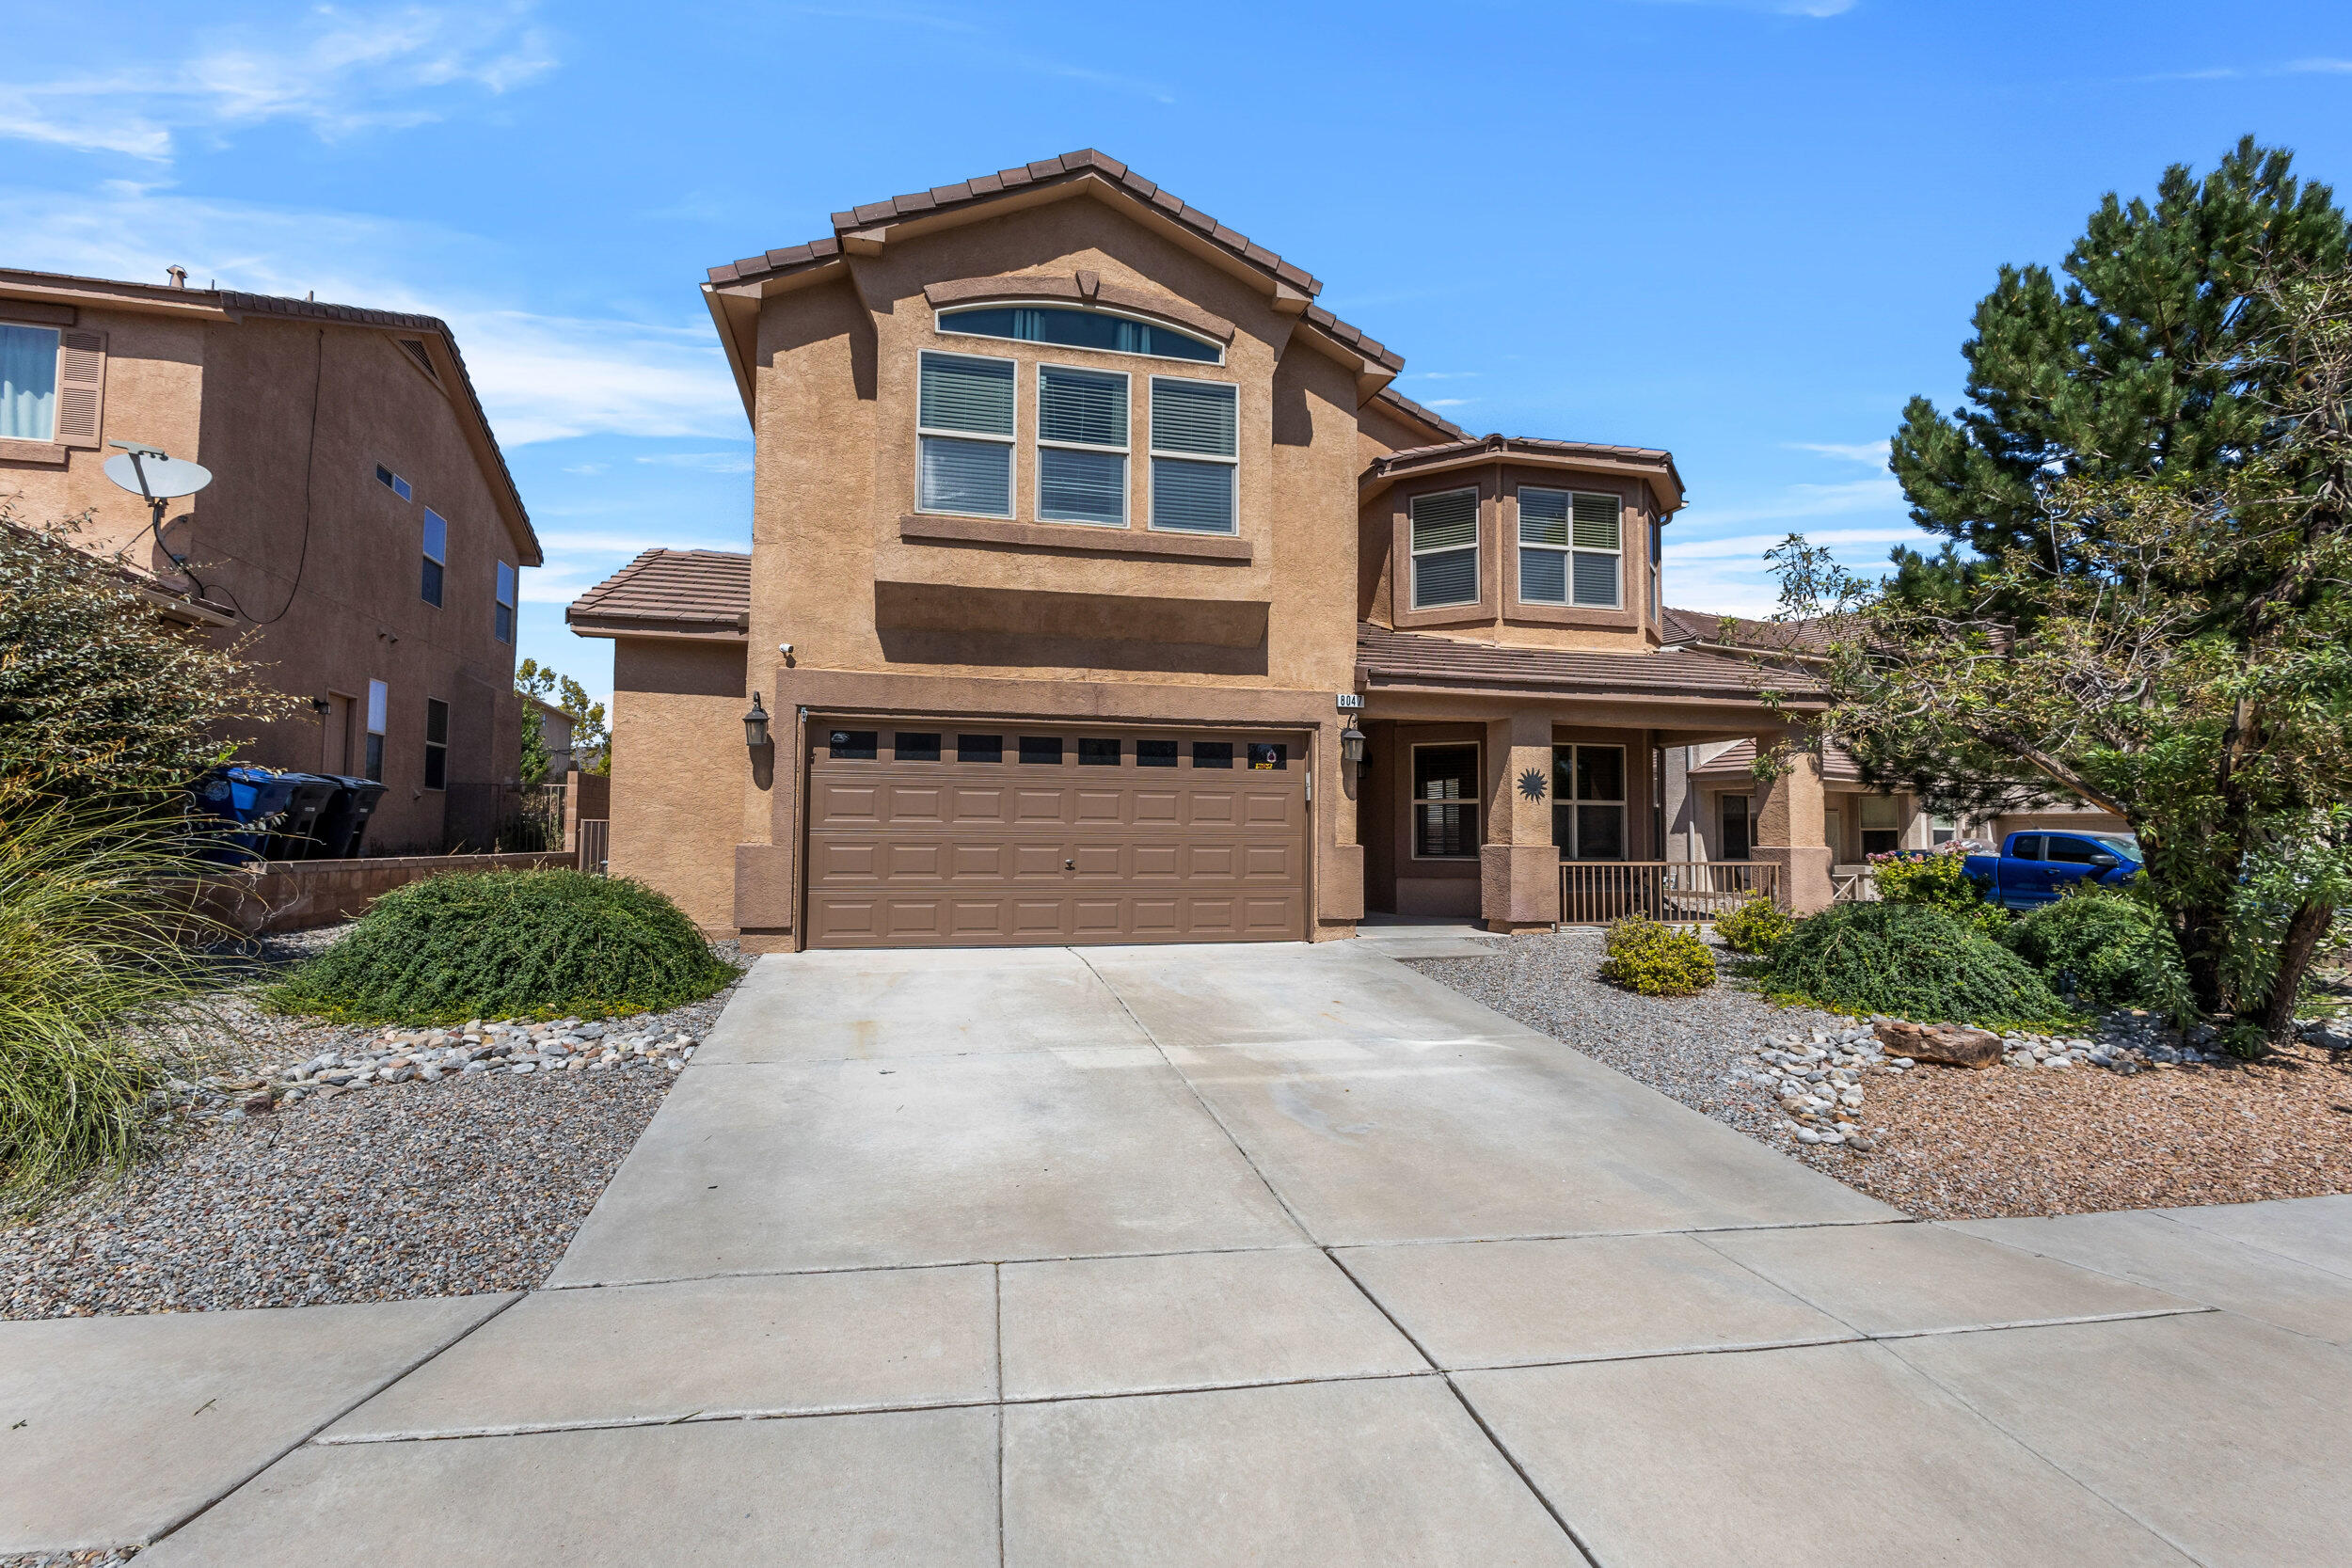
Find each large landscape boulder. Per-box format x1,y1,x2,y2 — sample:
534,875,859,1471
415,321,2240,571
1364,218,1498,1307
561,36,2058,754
1873,1020,2002,1069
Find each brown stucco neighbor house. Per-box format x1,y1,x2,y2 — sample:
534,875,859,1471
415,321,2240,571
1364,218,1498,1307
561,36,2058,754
0,266,541,853
568,150,1836,950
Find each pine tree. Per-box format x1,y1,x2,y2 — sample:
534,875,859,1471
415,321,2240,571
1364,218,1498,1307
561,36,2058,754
1889,137,2350,575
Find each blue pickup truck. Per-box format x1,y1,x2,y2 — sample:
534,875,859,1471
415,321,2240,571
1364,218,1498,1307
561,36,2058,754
1963,831,2144,910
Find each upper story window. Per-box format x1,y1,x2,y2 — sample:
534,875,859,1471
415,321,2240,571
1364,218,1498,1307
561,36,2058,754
0,325,59,440
423,698,450,790
1518,487,1622,609
916,350,1017,517
495,561,516,643
1149,376,1237,534
376,464,412,500
1036,365,1128,527
1649,519,1662,621
421,508,447,607
1409,489,1479,609
939,304,1220,365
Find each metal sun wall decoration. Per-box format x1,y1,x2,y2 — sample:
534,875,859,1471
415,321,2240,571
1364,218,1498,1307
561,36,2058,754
1518,768,1548,801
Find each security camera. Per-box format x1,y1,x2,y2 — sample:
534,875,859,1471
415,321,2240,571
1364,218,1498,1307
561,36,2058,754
779,642,793,657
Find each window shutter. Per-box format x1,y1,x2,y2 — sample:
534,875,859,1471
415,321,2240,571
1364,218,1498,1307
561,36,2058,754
1571,492,1620,551
918,352,1014,435
54,329,105,448
1151,379,1236,456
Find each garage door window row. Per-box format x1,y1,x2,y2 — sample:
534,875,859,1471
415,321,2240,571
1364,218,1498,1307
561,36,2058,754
827,730,1285,770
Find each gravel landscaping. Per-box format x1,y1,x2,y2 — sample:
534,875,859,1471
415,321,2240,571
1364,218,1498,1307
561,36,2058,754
1407,927,2352,1221
0,929,744,1320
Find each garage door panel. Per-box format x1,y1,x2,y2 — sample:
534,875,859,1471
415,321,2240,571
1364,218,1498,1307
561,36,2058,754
806,726,1307,949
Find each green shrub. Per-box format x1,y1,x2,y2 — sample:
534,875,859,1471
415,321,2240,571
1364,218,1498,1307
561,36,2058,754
1760,901,2073,1028
1599,915,1718,996
1871,848,2008,937
269,870,736,1025
2003,886,2191,1016
1716,895,1793,956
0,791,219,1204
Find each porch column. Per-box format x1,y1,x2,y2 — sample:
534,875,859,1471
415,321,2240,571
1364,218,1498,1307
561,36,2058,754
1481,710,1560,933
1752,729,1833,913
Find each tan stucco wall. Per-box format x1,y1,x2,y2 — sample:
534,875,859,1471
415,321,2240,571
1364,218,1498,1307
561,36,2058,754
0,296,528,855
609,640,752,932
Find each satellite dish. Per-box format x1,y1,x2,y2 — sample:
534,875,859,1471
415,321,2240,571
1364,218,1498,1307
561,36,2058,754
104,449,213,500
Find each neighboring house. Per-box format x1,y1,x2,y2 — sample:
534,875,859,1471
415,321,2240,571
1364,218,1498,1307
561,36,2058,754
528,697,577,775
1654,606,2128,864
568,150,1836,949
0,266,540,854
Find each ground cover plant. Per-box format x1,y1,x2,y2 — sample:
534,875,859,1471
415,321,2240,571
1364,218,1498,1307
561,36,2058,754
1715,894,1793,956
1758,902,2074,1030
1598,915,1717,996
269,869,736,1024
2004,886,2192,1017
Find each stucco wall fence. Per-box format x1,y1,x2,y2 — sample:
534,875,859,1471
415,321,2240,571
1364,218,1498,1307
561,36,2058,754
198,850,580,936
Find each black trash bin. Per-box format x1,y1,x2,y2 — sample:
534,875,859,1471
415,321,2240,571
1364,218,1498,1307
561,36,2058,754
311,774,388,860
265,773,343,861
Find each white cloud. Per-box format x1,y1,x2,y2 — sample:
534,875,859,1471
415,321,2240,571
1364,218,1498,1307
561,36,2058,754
0,4,554,162
1667,525,1928,562
1676,476,1904,530
1406,372,1482,382
535,529,748,555
1422,398,1476,409
1785,439,1889,466
0,185,744,446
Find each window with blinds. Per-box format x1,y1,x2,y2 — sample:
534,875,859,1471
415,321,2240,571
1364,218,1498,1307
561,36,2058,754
421,508,447,608
916,350,1016,516
1148,376,1237,533
1409,489,1480,610
1036,364,1128,526
1518,487,1622,608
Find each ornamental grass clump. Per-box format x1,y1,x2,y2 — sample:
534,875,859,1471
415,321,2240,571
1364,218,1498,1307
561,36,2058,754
269,869,735,1025
1761,901,2072,1030
0,791,220,1204
1598,915,1717,997
1715,895,1793,956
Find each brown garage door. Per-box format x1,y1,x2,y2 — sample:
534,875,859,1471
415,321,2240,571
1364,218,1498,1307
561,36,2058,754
804,724,1308,948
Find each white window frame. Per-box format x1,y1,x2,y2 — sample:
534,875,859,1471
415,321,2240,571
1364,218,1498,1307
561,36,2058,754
1409,487,1482,610
1518,487,1623,610
1514,487,1568,606
1553,743,1629,861
364,679,389,784
914,348,1019,519
1146,373,1239,536
0,323,62,442
421,507,447,608
936,300,1225,366
1033,360,1131,529
1409,740,1482,862
375,464,412,501
494,561,516,644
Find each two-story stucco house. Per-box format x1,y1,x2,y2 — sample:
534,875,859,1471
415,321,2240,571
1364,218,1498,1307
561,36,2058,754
569,151,1835,950
0,267,541,853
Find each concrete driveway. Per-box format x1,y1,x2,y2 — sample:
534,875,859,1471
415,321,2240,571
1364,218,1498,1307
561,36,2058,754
17,940,2352,1564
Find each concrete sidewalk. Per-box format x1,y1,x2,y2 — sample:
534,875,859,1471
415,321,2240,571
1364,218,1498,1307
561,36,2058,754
11,942,2352,1564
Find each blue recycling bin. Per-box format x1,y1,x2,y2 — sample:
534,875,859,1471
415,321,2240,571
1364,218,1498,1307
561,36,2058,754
188,766,297,864
264,773,344,861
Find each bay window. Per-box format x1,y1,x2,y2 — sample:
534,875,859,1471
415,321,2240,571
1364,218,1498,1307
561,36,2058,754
1518,488,1623,608
1410,489,1479,610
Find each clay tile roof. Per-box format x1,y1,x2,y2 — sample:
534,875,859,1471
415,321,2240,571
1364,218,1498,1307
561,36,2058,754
1366,432,1677,477
1355,624,1823,702
1370,387,1470,441
1660,606,1833,656
566,548,751,639
705,150,1395,367
1689,736,1864,784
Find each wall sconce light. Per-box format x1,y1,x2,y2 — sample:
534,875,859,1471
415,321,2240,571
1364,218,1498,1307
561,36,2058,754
743,692,771,749
1340,723,1366,768
310,696,329,715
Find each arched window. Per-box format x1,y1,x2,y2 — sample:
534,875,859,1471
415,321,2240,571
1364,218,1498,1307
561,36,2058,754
938,305,1221,364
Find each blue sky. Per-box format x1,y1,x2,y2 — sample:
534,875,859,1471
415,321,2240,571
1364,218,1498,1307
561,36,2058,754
8,0,2350,704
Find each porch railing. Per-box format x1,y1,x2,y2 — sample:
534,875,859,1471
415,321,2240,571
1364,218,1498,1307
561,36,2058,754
1558,861,1778,926
1832,865,1879,903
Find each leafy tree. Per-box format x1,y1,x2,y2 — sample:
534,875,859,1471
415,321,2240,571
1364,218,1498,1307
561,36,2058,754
0,509,294,798
515,658,609,777
1774,264,2351,1046
1889,137,2350,585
